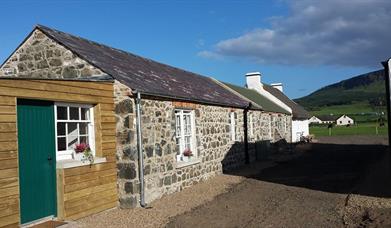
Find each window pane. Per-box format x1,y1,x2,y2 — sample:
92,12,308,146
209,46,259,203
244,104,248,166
57,106,67,120
67,134,78,150
57,122,66,136
185,136,191,149
175,115,181,137
57,137,66,151
68,123,78,136
70,107,80,120
81,108,89,120
79,136,88,144
79,123,88,135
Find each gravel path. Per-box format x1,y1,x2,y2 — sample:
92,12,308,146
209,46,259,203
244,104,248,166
65,162,276,228
167,136,388,228
67,136,390,228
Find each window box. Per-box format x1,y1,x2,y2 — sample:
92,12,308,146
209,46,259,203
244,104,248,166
57,157,107,169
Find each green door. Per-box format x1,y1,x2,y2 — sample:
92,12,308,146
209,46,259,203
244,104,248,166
17,99,57,224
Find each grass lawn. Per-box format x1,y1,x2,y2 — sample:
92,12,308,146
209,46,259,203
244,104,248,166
310,102,386,123
310,122,388,137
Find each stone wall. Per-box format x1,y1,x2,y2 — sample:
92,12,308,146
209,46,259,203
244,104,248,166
114,81,292,208
0,29,105,78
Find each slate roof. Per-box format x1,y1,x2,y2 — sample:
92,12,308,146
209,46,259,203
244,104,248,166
221,82,291,114
263,84,310,120
34,25,250,108
317,115,337,121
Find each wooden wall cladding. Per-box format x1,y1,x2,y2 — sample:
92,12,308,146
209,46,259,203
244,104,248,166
0,79,117,227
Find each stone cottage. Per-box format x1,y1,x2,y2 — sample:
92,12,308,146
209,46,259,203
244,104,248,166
0,25,292,225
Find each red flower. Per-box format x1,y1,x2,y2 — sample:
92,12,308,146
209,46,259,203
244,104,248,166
183,148,193,157
74,143,90,153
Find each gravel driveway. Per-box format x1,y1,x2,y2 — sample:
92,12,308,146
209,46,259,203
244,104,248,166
70,136,391,228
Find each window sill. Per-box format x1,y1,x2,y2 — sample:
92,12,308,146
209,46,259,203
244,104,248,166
176,158,201,169
56,157,107,169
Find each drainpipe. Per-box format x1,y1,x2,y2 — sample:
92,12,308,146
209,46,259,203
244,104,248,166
244,102,252,164
135,91,146,207
382,60,391,169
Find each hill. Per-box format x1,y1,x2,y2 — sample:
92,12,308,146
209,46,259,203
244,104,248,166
294,70,387,122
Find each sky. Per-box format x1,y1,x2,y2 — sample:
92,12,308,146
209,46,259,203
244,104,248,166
0,0,388,99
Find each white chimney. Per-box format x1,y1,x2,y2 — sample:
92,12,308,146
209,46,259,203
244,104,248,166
245,72,262,91
271,83,283,92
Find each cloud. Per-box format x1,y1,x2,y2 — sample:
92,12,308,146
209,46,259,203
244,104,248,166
200,0,391,67
197,50,223,60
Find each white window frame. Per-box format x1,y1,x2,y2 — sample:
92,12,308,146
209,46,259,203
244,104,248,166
54,102,95,161
229,112,236,141
175,109,196,162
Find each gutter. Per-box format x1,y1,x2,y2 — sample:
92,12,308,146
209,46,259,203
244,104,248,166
134,91,147,207
137,89,252,110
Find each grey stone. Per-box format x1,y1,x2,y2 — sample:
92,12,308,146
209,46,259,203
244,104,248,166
46,50,53,58
49,58,62,67
81,68,93,77
17,63,27,72
167,161,173,171
164,176,171,186
155,143,162,156
124,181,139,194
124,116,130,129
119,196,138,208
62,66,78,78
37,60,49,69
144,164,151,175
123,147,138,161
145,146,153,158
172,174,177,183
34,52,43,61
118,163,137,180
19,54,30,61
115,99,133,114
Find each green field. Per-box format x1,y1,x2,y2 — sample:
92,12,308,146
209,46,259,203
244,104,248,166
310,102,386,123
310,122,388,137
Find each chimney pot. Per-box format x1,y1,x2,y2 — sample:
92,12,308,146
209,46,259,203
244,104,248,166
271,83,283,92
245,72,262,90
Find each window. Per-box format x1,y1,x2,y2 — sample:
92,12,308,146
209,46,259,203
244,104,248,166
340,121,342,124
175,110,196,162
229,112,236,141
249,114,254,137
55,103,95,160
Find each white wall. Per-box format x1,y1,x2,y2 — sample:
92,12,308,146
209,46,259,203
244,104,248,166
336,115,354,126
292,119,309,142
245,72,292,114
309,116,322,124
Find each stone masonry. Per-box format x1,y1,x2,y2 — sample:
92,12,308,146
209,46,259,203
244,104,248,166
114,81,292,208
0,29,105,78
0,28,293,209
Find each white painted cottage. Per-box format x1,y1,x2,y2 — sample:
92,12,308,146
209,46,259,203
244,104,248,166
336,115,354,126
245,72,310,143
309,116,322,124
